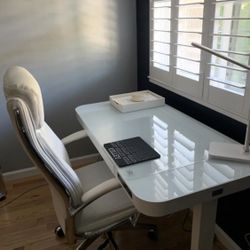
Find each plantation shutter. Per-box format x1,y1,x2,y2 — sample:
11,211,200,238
149,0,250,121
206,0,250,116
172,0,205,98
150,0,173,86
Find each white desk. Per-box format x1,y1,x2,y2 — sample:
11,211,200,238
76,101,250,250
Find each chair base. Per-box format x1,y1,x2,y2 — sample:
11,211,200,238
98,232,119,250
76,235,100,250
54,226,65,238
76,221,158,250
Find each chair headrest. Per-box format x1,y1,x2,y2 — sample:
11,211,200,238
3,66,44,129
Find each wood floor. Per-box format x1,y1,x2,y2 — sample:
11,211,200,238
0,175,226,250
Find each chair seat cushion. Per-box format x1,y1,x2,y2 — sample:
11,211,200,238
74,161,136,233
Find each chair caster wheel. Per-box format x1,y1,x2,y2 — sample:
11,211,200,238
147,227,158,241
55,226,65,238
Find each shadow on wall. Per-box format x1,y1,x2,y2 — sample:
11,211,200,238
0,0,137,172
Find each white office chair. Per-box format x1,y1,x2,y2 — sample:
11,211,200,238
3,66,143,249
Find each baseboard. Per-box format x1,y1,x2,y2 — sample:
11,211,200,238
3,153,102,182
3,167,39,181
215,224,241,250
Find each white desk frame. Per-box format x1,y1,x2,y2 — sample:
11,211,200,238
76,102,250,250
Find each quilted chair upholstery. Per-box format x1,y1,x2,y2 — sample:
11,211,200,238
3,66,137,249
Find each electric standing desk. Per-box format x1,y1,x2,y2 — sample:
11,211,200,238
76,101,250,250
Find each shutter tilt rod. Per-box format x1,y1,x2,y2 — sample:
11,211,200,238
191,42,250,161
191,42,250,70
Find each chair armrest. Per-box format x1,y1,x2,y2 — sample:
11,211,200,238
61,130,87,145
70,178,121,216
70,153,102,169
81,178,121,204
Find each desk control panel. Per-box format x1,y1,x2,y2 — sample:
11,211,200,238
104,137,160,167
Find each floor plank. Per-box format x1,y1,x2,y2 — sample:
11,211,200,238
0,175,226,250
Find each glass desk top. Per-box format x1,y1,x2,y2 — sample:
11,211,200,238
76,101,250,215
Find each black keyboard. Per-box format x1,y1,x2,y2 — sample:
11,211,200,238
104,137,160,167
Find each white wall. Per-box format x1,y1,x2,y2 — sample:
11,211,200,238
0,0,137,172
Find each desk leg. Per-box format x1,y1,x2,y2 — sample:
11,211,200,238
191,199,217,250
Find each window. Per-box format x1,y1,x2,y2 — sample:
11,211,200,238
149,0,250,121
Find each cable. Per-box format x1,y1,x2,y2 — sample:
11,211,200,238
0,184,46,209
244,232,250,248
182,209,191,233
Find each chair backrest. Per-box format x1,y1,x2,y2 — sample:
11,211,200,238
3,66,83,232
